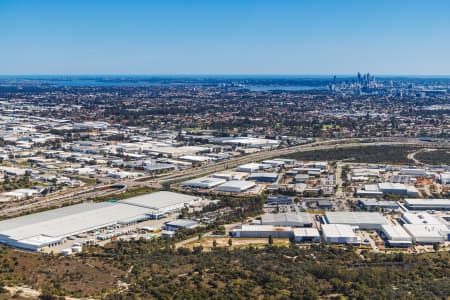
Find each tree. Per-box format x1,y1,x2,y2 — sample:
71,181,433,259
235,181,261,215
268,235,273,245
433,242,440,252
212,240,217,248
228,238,233,247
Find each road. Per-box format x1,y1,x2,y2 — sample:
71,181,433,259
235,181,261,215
0,137,447,218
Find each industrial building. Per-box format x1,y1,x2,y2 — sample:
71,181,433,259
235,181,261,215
402,212,443,225
260,213,313,227
231,225,293,238
358,199,399,210
379,224,412,247
247,172,279,183
0,191,200,251
293,228,320,242
266,196,294,205
321,224,359,244
356,183,420,197
182,177,227,189
215,180,256,193
403,198,450,210
324,212,389,229
164,219,198,231
403,224,449,244
236,163,266,173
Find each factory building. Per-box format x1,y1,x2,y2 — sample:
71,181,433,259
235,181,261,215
379,224,412,247
231,225,293,238
182,177,227,189
293,228,321,243
266,196,294,205
358,199,399,210
247,172,279,183
403,198,450,210
164,219,198,231
356,183,420,197
403,224,449,244
215,180,256,193
321,224,359,244
324,212,389,229
260,213,313,227
0,191,200,251
236,163,266,173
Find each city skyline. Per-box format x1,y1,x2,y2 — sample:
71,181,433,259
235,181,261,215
1,0,450,75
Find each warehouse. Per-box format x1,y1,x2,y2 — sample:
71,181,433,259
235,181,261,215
356,183,420,197
182,177,227,189
215,180,256,193
212,172,247,181
403,198,450,210
236,163,265,173
293,228,321,242
439,172,450,184
403,224,449,244
321,224,359,244
379,224,412,247
247,172,279,183
121,191,201,218
0,202,152,251
324,212,389,229
266,196,294,205
402,212,443,225
358,199,399,210
0,191,200,251
231,225,292,238
260,213,313,227
164,219,198,231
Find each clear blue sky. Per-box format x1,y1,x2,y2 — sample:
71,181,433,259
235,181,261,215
1,0,449,75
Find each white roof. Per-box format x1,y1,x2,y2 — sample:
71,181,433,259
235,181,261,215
322,224,357,238
182,177,226,188
215,180,256,192
292,228,320,237
380,224,412,241
239,225,292,232
402,212,444,225
121,191,200,210
403,224,449,239
404,198,450,208
325,212,389,226
0,202,151,242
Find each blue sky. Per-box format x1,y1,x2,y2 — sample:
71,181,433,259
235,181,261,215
0,0,449,75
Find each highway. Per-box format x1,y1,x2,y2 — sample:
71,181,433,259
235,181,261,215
0,137,447,218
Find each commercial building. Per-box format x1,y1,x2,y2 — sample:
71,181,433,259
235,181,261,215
260,213,313,227
321,224,359,244
182,177,227,189
403,198,450,210
380,224,412,247
324,212,389,229
215,180,256,193
402,212,443,225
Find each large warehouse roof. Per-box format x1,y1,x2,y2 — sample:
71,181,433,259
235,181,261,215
325,212,389,227
121,191,200,210
0,191,201,250
261,213,312,227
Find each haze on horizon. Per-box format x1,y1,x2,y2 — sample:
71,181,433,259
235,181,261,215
1,0,450,75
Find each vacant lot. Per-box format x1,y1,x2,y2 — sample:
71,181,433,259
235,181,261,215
283,145,419,164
